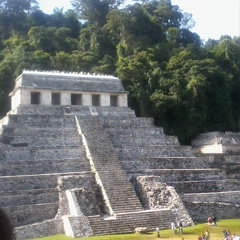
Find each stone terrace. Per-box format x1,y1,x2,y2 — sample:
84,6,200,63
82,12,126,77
0,104,240,239
101,113,240,221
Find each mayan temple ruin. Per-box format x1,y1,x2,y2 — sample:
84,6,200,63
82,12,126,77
0,70,239,239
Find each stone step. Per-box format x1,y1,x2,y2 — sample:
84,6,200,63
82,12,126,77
1,145,86,161
0,188,58,207
121,157,214,170
97,171,143,212
13,105,136,117
6,114,76,127
2,125,78,136
78,117,144,213
9,136,82,147
167,179,240,194
97,111,136,117
15,219,62,240
88,209,174,235
0,158,91,175
96,107,136,117
110,135,179,147
116,145,194,158
129,168,227,181
0,172,84,191
106,127,164,136
2,203,58,227
180,190,240,204
12,104,90,115
101,117,154,128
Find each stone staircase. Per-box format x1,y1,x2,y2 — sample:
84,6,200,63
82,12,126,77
76,117,142,211
88,209,173,235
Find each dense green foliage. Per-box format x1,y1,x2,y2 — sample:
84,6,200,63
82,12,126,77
33,219,240,240
0,0,239,143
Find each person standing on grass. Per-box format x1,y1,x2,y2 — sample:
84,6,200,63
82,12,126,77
198,235,203,240
179,221,183,234
156,226,160,238
171,221,177,234
205,229,210,240
212,215,217,226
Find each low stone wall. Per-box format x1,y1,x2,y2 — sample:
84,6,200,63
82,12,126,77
133,176,193,226
121,156,214,170
107,127,164,137
129,169,226,182
15,218,63,240
57,174,104,217
184,202,240,222
9,135,82,147
97,107,136,117
168,179,240,194
117,145,194,159
2,146,84,161
0,173,83,191
192,132,240,154
0,189,58,207
101,117,154,128
4,203,58,226
180,191,240,204
0,159,91,175
110,135,179,147
192,132,220,146
7,114,76,126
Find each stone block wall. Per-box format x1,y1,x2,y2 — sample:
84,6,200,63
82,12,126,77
184,202,240,222
133,176,193,226
192,132,240,154
15,219,64,240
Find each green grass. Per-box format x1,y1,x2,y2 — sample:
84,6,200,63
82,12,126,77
33,219,240,240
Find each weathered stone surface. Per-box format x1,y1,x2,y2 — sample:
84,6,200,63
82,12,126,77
0,70,239,239
135,227,148,234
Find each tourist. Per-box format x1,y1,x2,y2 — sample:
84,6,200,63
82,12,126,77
234,234,240,240
223,230,228,240
156,226,160,238
171,221,177,234
178,221,183,234
227,230,232,240
212,215,217,226
205,229,210,240
207,216,213,225
198,235,203,240
0,208,15,240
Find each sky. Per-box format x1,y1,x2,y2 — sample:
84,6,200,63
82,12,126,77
37,0,240,41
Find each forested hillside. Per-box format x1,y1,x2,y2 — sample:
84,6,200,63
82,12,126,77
0,0,239,144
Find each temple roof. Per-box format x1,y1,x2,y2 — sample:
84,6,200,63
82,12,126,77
10,70,127,95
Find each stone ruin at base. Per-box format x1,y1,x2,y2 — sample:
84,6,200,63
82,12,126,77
0,70,239,239
192,131,240,154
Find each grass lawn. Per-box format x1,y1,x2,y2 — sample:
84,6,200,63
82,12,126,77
33,219,240,240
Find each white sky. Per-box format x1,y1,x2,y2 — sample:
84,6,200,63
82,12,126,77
37,0,240,41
